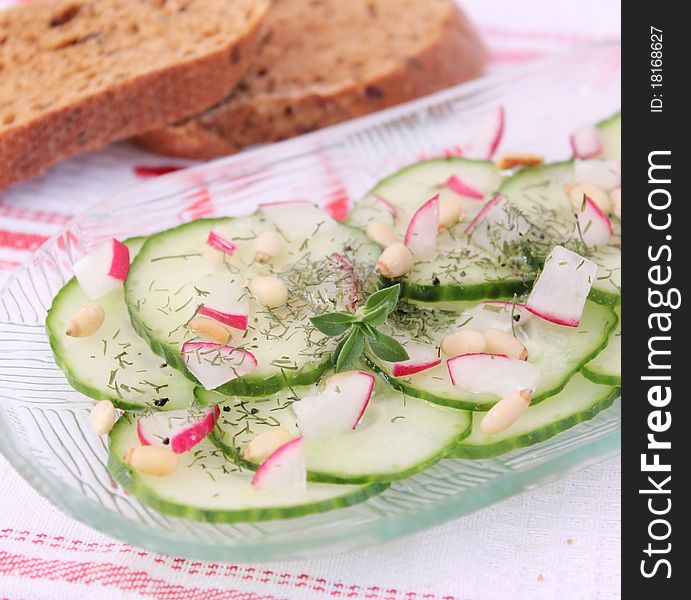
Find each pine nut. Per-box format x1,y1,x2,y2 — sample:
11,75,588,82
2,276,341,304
483,328,529,360
242,428,293,462
188,316,231,344
375,242,414,278
89,400,116,436
126,446,179,476
254,231,282,264
480,389,532,434
366,222,399,247
565,182,612,214
249,275,289,308
65,303,105,337
438,197,465,228
610,187,621,219
440,329,485,357
496,152,545,170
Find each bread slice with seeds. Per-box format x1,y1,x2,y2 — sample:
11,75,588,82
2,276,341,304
135,0,487,159
0,0,270,189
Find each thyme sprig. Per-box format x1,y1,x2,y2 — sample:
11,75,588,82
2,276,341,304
310,284,409,372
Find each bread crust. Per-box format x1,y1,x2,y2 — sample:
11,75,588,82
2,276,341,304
0,0,270,189
135,0,487,159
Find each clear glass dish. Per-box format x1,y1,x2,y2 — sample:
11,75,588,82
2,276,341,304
0,44,621,562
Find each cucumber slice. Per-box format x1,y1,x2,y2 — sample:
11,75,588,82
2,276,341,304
499,161,621,304
597,112,621,160
450,373,619,458
583,304,621,385
348,158,534,302
46,238,195,409
125,209,379,396
367,299,617,410
198,375,472,484
108,414,385,522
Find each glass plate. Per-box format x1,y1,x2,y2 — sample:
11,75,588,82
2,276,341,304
0,44,621,562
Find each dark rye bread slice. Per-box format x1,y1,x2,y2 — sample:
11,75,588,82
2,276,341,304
0,0,270,189
135,0,487,159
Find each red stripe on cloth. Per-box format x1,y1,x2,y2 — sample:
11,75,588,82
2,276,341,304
480,25,620,45
0,230,48,251
0,529,461,600
0,205,71,225
0,551,278,600
488,49,546,63
0,259,21,270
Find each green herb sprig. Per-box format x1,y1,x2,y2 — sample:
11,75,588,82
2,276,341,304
310,284,409,372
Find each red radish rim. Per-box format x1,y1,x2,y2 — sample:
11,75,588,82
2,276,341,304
581,195,613,235
251,436,304,487
136,406,221,453
371,193,400,219
404,194,440,246
524,305,579,327
569,126,602,159
329,252,359,310
197,306,248,330
446,352,510,386
181,341,258,363
392,359,441,377
464,194,504,235
108,239,130,281
488,106,505,158
351,372,375,429
445,175,484,200
206,231,238,255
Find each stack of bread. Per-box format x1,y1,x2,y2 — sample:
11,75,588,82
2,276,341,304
0,0,486,189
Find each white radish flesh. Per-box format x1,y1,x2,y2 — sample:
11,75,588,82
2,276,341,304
194,275,249,330
292,370,375,438
404,194,439,260
574,159,621,191
390,342,441,376
73,238,130,300
569,124,602,159
137,405,220,454
182,342,258,390
463,106,505,159
251,437,306,494
447,353,540,398
464,194,530,252
525,245,597,327
575,195,613,246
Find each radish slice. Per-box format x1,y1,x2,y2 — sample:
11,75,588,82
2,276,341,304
137,405,220,454
575,195,613,246
251,437,306,494
574,159,621,191
328,253,359,310
569,124,602,159
193,275,249,330
464,194,530,251
391,342,441,376
206,230,237,256
73,239,130,300
292,370,375,438
404,194,439,260
463,106,505,159
447,353,539,397
445,175,484,200
463,301,534,332
371,193,400,221
525,245,597,327
182,342,258,390
260,201,331,243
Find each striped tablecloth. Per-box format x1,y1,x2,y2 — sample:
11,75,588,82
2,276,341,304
0,1,621,598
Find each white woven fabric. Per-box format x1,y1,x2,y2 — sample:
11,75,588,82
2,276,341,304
0,1,621,598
